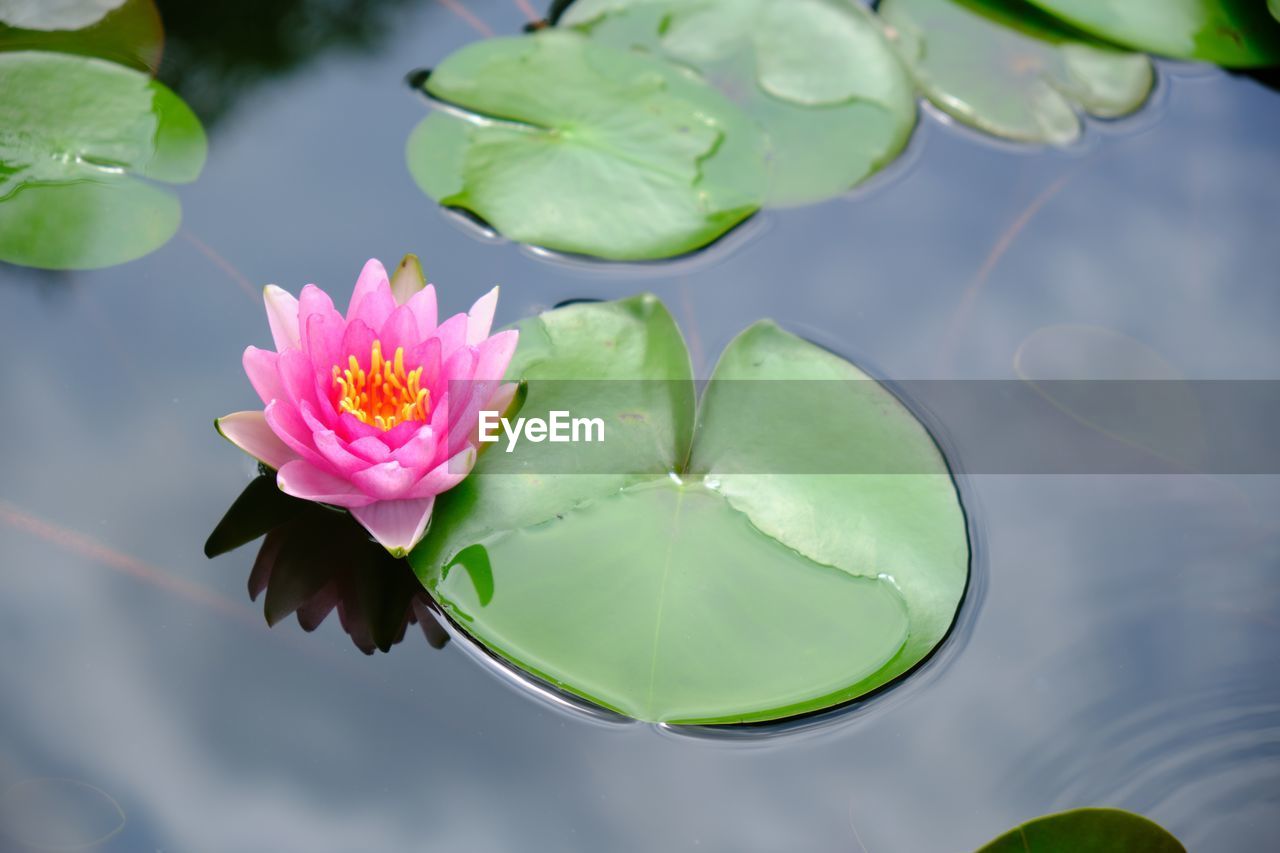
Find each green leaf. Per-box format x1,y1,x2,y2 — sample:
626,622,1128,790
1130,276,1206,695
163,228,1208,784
410,297,968,724
879,0,1153,145
559,0,916,207
1025,0,1280,67
0,0,163,73
406,30,767,261
0,51,207,270
976,808,1185,852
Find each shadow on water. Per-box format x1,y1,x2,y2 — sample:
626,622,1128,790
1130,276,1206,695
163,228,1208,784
206,472,450,654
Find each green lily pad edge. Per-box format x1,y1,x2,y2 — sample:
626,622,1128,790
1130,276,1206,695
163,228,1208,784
977,807,1186,852
0,49,207,270
406,29,768,262
408,294,970,725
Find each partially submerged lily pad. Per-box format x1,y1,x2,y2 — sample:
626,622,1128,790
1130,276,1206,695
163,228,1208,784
977,807,1185,852
557,0,916,206
879,0,1154,144
0,51,206,270
0,0,162,73
406,30,767,261
1025,0,1280,68
410,295,969,724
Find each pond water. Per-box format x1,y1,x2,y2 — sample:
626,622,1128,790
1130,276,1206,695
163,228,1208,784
2,1,1279,850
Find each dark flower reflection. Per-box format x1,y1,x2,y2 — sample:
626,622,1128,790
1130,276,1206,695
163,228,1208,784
206,473,449,654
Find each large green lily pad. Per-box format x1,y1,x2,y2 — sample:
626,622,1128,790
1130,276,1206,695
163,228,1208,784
1025,0,1280,67
879,0,1153,145
0,51,205,270
406,30,767,261
557,0,916,207
0,0,161,72
977,808,1185,852
410,295,969,724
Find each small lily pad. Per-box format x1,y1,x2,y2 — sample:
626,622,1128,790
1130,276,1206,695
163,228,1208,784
879,0,1154,145
557,0,916,206
410,295,969,724
0,50,206,270
406,30,767,261
0,0,161,72
977,807,1185,852
1025,0,1280,68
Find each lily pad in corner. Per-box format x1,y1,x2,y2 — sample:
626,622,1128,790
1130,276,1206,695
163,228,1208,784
1025,0,1280,68
0,0,161,73
406,30,767,261
0,51,205,270
557,0,916,207
0,0,124,31
977,807,1185,852
409,295,969,724
879,0,1153,145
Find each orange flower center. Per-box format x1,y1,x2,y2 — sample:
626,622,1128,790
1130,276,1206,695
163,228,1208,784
332,340,429,431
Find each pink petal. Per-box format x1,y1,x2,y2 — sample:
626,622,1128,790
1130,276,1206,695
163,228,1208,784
379,304,418,356
347,259,395,330
277,348,322,410
380,418,425,450
297,284,336,352
407,337,443,395
341,319,378,370
486,382,519,418
314,430,369,477
277,460,376,508
216,410,297,470
406,447,476,499
467,286,499,345
304,310,344,375
350,498,435,557
243,346,285,406
351,460,419,500
390,425,439,469
432,313,468,361
298,399,335,434
348,435,391,463
406,285,438,337
473,329,518,382
338,411,380,442
263,285,301,351
264,400,328,470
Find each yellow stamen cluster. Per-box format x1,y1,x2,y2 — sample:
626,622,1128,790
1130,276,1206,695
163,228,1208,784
332,340,429,430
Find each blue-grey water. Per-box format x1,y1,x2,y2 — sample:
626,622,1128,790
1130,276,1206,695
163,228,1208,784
1,1,1278,850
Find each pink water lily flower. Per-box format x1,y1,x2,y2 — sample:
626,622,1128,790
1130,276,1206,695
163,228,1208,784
217,257,518,557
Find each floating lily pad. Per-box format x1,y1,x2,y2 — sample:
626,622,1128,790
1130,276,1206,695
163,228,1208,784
879,0,1153,145
557,0,916,207
977,807,1185,852
409,295,969,724
0,0,162,73
406,30,767,261
0,51,206,270
0,0,125,31
1025,0,1280,67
